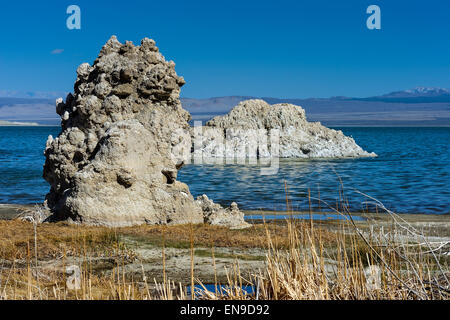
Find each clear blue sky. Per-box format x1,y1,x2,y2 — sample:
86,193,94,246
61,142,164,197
0,0,449,98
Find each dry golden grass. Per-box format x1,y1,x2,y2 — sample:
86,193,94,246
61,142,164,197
0,219,339,261
117,222,337,249
0,220,118,260
0,209,448,300
254,220,447,299
193,217,449,300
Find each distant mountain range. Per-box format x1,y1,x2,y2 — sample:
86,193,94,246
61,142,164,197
381,87,450,97
354,87,450,104
0,120,39,126
1,87,450,126
183,87,450,126
0,90,69,100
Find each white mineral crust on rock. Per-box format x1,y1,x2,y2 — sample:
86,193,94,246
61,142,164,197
193,99,376,159
43,36,247,228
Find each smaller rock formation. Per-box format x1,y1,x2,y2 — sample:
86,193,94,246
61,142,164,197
196,195,250,229
192,99,376,159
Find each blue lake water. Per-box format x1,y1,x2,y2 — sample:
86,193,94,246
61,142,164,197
0,126,449,214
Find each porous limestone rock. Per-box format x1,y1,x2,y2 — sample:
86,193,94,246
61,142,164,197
195,195,250,229
43,36,245,227
193,99,376,159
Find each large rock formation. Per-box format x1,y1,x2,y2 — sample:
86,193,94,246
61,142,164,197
43,36,246,228
193,99,376,159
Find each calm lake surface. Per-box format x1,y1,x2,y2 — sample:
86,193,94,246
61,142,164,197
0,126,449,214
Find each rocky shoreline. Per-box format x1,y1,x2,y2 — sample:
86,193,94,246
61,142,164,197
1,203,447,223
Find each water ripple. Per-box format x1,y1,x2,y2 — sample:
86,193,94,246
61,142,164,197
1,127,449,214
